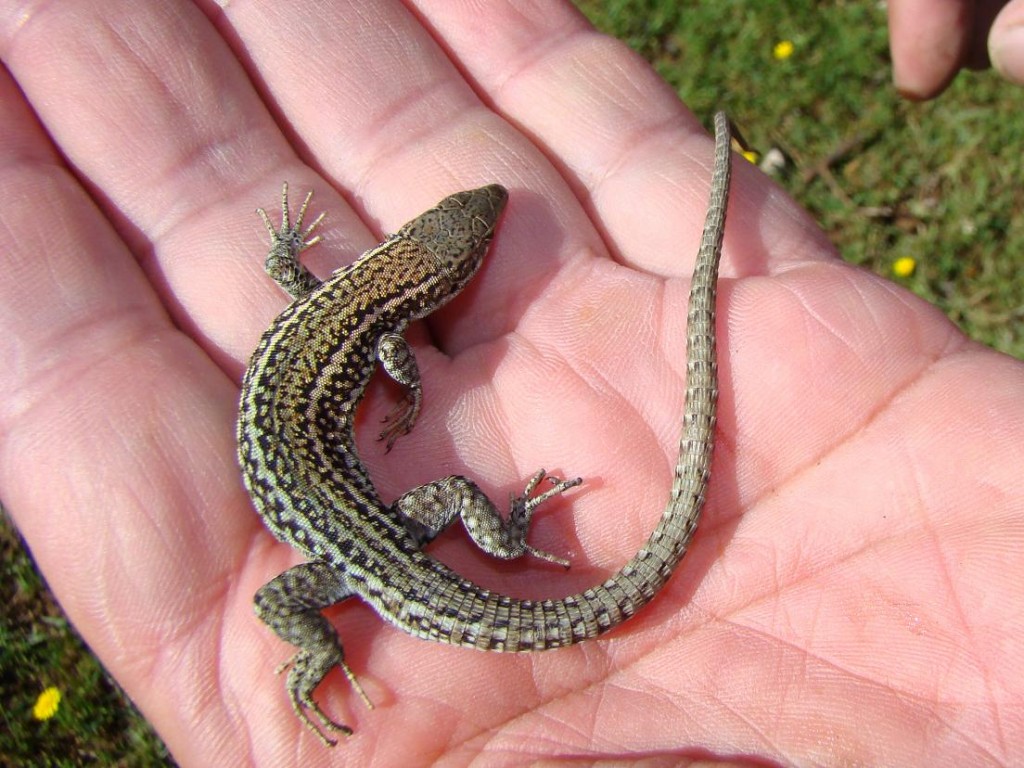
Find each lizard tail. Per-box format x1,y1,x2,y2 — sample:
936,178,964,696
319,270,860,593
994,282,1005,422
523,110,732,648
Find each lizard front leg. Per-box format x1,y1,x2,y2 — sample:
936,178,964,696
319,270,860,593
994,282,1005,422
256,182,325,301
376,332,422,451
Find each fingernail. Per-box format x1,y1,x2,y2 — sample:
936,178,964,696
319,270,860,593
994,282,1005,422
990,24,1024,85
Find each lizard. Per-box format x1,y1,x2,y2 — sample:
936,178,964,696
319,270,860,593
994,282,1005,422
237,111,732,746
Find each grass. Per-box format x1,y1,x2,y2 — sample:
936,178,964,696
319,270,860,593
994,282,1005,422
0,512,172,766
2,2,1021,764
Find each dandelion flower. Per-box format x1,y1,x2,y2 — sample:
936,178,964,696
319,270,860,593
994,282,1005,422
773,40,795,60
892,257,916,277
33,686,61,720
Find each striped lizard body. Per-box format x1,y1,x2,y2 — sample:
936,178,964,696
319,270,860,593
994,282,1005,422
238,112,732,745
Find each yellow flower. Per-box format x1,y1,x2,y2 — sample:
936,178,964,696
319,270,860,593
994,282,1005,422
773,40,795,60
741,150,760,164
892,257,916,277
33,686,61,720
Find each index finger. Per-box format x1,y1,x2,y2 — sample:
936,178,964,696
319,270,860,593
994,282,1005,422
889,0,1004,98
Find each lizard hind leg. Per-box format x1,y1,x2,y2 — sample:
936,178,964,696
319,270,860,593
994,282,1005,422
393,470,582,567
254,562,373,747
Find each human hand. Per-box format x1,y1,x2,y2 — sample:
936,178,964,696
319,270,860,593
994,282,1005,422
1,2,1022,765
889,0,1024,98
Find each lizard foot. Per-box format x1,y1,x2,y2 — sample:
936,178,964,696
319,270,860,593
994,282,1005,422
510,469,583,568
276,653,373,747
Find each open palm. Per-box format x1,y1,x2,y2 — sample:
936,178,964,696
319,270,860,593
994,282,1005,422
1,2,1021,766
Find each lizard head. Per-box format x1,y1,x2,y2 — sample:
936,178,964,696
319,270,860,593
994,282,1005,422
397,184,508,292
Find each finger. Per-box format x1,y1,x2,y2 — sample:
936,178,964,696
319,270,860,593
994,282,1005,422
1,0,598,359
889,0,1009,98
990,0,1024,84
411,1,830,279
889,0,971,98
0,62,251,762
0,0,326,368
226,0,610,351
963,0,1014,70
